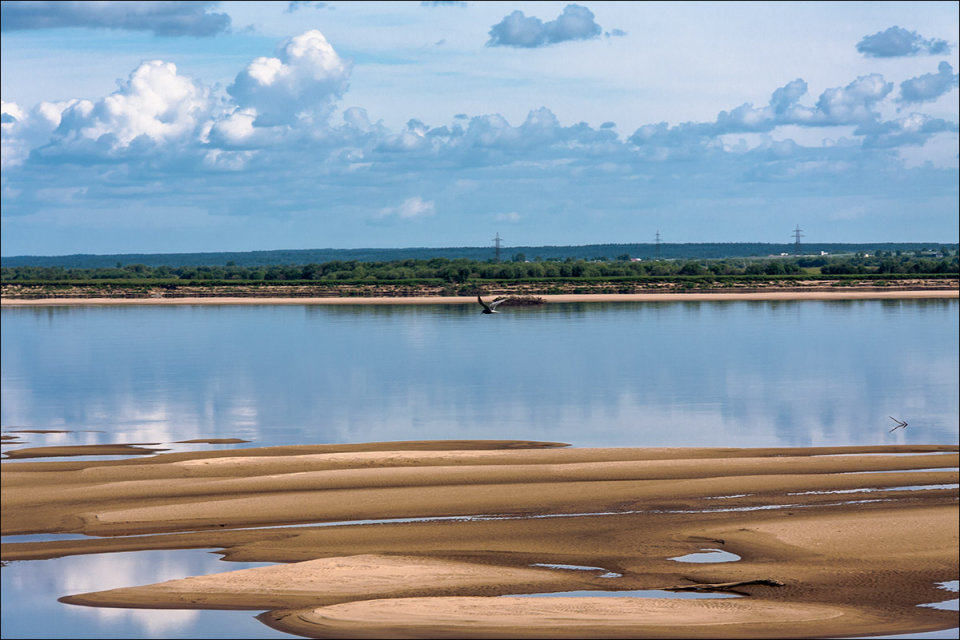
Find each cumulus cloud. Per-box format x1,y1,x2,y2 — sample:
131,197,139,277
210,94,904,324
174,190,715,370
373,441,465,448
1,99,80,168
813,74,893,124
375,196,436,220
7,37,948,177
856,26,950,57
0,101,24,123
227,30,351,127
341,106,385,134
374,110,568,156
203,108,284,149
856,113,959,148
898,62,960,104
376,119,436,153
444,107,618,155
48,60,210,149
487,4,603,48
286,1,328,13
0,1,230,37
734,74,891,130
769,78,809,116
3,26,957,251
6,29,355,161
1,101,30,168
628,74,905,156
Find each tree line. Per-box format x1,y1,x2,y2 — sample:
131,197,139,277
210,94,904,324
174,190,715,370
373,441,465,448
3,242,956,269
2,252,956,284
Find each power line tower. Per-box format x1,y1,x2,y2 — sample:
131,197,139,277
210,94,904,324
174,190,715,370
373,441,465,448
492,232,502,262
792,225,804,255
655,230,662,260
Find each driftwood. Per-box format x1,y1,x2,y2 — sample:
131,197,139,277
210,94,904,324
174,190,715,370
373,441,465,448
496,295,545,306
665,578,784,592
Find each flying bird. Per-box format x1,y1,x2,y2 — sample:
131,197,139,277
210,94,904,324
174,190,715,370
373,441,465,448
478,295,506,314
888,416,908,432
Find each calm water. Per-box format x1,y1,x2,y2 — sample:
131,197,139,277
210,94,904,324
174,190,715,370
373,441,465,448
3,299,959,450
2,299,958,639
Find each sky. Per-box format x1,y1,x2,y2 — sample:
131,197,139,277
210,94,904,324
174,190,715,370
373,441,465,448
1,1,958,257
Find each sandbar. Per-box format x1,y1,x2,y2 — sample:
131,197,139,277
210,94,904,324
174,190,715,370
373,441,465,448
2,440,958,638
1,288,957,306
3,442,170,459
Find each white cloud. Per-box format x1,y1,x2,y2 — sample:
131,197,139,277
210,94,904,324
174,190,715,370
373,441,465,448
204,108,258,146
1,100,30,168
487,4,604,48
375,196,436,221
1,98,83,167
376,119,433,152
0,100,26,123
898,62,960,104
857,113,959,149
813,74,893,124
856,26,950,58
286,1,329,13
2,20,957,255
204,108,291,149
631,73,901,150
52,60,210,148
0,1,230,37
227,30,351,127
202,148,257,171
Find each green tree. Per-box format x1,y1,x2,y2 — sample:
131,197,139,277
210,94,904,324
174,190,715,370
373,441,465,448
679,262,706,276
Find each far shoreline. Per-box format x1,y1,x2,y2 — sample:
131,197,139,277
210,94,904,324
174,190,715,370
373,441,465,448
1,289,957,306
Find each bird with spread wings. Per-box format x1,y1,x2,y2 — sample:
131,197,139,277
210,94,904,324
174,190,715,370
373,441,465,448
478,295,506,314
888,416,908,432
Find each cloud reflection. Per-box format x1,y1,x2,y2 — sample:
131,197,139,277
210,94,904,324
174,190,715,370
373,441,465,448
2,300,957,453
1,550,282,639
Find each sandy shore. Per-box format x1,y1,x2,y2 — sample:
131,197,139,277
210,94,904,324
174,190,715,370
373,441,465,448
1,288,957,306
2,440,957,638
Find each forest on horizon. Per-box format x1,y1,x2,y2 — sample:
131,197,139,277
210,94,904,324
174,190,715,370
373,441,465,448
3,241,956,270
3,246,956,285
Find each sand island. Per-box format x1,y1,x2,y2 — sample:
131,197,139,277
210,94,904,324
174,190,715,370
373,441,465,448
2,438,957,639
2,274,957,306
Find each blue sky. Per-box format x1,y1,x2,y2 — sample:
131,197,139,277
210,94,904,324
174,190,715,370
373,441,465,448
1,1,958,256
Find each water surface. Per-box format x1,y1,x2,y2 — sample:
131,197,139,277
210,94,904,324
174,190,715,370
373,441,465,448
3,299,957,450
2,298,958,639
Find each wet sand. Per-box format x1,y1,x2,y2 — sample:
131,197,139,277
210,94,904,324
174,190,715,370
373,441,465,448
1,288,957,306
2,440,957,638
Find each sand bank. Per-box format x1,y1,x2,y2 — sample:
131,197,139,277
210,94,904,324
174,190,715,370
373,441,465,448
2,441,958,638
1,288,957,306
